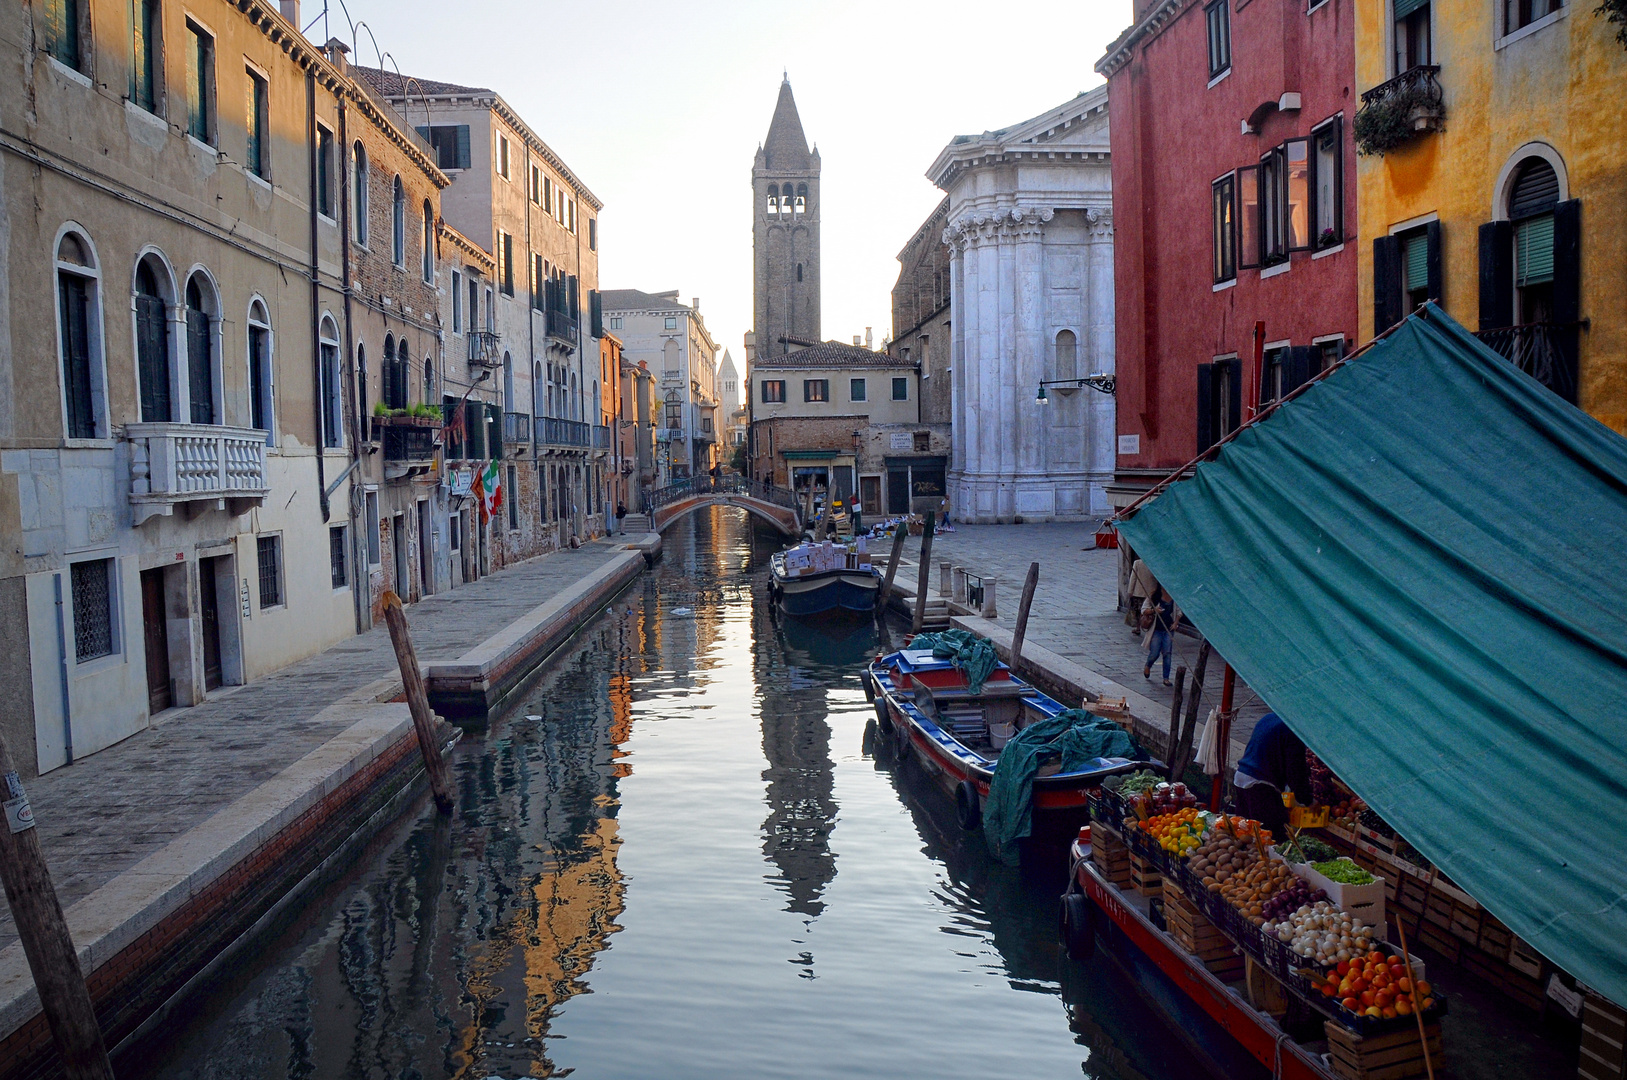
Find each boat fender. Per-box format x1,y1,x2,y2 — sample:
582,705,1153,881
861,671,876,702
955,780,982,831
874,697,892,732
894,719,911,759
1060,892,1095,962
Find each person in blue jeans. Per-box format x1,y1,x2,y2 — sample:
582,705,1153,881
1143,588,1179,686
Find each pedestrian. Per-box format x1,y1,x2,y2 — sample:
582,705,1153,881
1232,712,1311,842
1143,587,1179,686
616,501,627,535
1127,556,1157,636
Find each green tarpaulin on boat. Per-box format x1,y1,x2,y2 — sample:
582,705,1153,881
910,629,998,694
1116,304,1627,1008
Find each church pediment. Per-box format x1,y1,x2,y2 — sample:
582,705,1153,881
929,86,1110,188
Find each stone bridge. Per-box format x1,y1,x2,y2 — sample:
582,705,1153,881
649,480,802,536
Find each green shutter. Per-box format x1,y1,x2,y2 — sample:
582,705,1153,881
1403,232,1430,293
1515,215,1555,287
1394,0,1429,20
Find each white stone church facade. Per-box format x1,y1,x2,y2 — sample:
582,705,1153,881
929,87,1114,523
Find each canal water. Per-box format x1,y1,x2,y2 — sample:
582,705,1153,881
132,508,1207,1080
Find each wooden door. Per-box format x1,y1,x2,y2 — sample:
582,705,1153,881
860,475,881,517
199,558,222,691
140,568,171,714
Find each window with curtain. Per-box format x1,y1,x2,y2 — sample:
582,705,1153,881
1505,0,1562,34
1394,0,1432,73
1313,118,1343,248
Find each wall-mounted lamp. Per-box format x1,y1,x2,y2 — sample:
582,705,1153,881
1036,373,1116,404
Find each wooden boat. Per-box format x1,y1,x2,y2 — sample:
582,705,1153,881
864,647,1143,838
768,550,880,617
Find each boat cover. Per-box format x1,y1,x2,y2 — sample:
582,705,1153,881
984,710,1142,865
1116,304,1627,1007
909,629,999,694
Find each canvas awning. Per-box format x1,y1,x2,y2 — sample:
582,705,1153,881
1116,304,1627,1007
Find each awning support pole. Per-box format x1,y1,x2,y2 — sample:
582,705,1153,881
1209,663,1236,811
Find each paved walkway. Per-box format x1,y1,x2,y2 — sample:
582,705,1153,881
895,521,1269,745
0,539,631,952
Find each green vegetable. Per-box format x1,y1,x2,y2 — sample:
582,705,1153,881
1111,769,1162,796
1313,858,1375,885
1281,837,1341,864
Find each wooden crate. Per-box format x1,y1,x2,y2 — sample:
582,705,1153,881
1130,851,1163,896
1424,891,1455,931
1164,881,1244,980
1508,936,1544,979
1245,956,1290,1018
1478,912,1512,956
1091,828,1132,888
1324,1020,1442,1080
1580,991,1627,1080
1417,920,1461,963
1450,900,1483,943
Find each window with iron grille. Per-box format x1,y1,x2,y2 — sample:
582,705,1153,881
257,534,283,609
330,526,348,589
71,559,115,662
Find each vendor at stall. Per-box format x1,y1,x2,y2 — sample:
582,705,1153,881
1233,712,1311,840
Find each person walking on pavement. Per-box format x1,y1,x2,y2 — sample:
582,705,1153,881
1128,557,1157,636
1143,587,1179,686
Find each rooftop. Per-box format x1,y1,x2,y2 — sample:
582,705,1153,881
600,288,693,313
755,340,913,370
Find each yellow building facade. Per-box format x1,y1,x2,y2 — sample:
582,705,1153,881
1355,0,1627,433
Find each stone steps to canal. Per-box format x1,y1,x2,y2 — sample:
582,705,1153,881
0,531,661,1079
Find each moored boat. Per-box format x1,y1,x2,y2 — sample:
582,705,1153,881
768,545,880,617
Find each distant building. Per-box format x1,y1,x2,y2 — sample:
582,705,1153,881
749,341,949,518
929,89,1116,522
717,350,745,453
752,77,821,358
601,290,719,484
890,197,953,427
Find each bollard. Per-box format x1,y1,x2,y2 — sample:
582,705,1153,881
981,577,998,619
938,560,952,597
952,566,967,604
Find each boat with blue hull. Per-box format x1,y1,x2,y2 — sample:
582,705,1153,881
768,551,880,617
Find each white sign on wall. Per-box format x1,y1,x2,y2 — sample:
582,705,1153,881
1117,434,1141,455
889,432,913,450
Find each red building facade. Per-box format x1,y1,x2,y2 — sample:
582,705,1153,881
1100,0,1358,502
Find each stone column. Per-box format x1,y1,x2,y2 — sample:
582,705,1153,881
1084,207,1117,516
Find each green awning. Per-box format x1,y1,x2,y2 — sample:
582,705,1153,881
1117,304,1627,1007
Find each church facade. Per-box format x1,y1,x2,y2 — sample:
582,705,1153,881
929,88,1116,522
752,78,821,357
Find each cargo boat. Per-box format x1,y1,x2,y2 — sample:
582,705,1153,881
768,550,880,617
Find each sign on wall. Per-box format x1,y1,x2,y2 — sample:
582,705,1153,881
889,432,913,450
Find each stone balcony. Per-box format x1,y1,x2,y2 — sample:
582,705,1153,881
127,422,270,526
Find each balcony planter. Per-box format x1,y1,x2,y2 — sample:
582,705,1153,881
373,412,443,428
1355,66,1444,156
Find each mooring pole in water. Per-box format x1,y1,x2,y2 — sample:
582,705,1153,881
381,591,455,814
877,522,908,612
1010,561,1040,674
0,734,114,1079
910,512,937,636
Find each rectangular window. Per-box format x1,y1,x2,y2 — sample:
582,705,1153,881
257,535,282,608
329,525,348,589
1515,215,1555,287
1313,118,1343,248
316,125,335,216
803,379,828,403
1205,0,1231,78
132,0,159,112
1260,147,1288,264
497,133,511,178
70,558,115,661
530,165,542,204
414,124,471,171
608,316,623,330
589,218,597,251
245,68,269,179
365,490,381,565
449,511,461,551
1395,0,1432,72
59,271,97,439
1402,226,1431,310
44,0,83,71
543,175,552,214
1284,138,1310,251
1314,337,1345,375
185,20,214,144
913,431,931,452
1506,0,1562,33
500,233,514,296
532,253,544,310
1262,346,1289,404
507,465,519,530
1236,164,1261,269
568,199,577,233
761,380,785,403
664,316,678,330
1212,174,1236,283
451,270,463,332
892,377,909,401
850,377,867,402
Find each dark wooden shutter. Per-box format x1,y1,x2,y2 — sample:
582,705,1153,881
590,290,603,338
1425,220,1443,303
486,403,503,459
1225,360,1242,435
187,307,214,424
455,125,471,169
1196,363,1215,452
1478,220,1514,330
59,274,96,438
1373,235,1402,336
568,275,579,320
466,399,484,459
136,294,170,422
1552,198,1582,404
1286,346,1313,396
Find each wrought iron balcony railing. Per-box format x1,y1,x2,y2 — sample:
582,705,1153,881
546,307,578,345
504,411,532,445
382,424,439,463
1355,65,1444,155
536,416,592,448
467,330,501,366
1474,322,1580,404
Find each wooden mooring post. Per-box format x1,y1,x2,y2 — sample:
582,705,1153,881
877,522,908,612
1010,562,1041,674
910,512,937,635
381,591,455,814
0,735,114,1079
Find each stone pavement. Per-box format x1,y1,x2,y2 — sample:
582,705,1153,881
0,539,631,953
896,521,1270,749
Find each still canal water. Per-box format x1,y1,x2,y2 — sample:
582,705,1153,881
134,509,1206,1079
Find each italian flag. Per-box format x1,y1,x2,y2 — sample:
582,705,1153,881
472,460,502,521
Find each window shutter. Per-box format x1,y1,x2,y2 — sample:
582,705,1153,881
1425,220,1443,302
455,125,471,170
1373,235,1403,335
1552,199,1581,325
1514,215,1555,287
1394,0,1429,18
568,275,579,320
1403,232,1429,294
1286,346,1313,396
1236,165,1261,270
487,403,503,459
1196,364,1215,452
1477,221,1514,330
1225,360,1242,435
590,290,604,338
59,275,96,438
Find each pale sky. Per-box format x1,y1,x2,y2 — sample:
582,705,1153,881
313,0,1132,368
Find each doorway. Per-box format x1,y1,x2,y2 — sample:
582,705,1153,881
198,557,223,691
392,515,409,601
418,499,433,597
140,567,171,713
860,475,882,518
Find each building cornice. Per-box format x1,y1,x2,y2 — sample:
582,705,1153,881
928,86,1110,190
440,221,494,269
1096,0,1189,80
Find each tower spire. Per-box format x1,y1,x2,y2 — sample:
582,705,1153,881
762,77,812,170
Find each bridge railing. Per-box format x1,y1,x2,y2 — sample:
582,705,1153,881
645,475,801,520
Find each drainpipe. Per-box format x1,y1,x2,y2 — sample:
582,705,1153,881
332,49,368,635
52,574,73,766
307,71,330,521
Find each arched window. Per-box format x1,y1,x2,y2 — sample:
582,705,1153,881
421,199,434,282
134,255,173,422
533,360,545,417
423,355,436,405
184,272,218,425
1508,158,1560,325
247,298,273,441
356,344,369,441
320,315,342,447
392,175,406,266
55,229,105,439
1054,329,1078,381
795,182,808,213
352,142,368,246
767,183,779,214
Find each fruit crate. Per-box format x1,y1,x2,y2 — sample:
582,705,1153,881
1164,881,1245,979
1324,1019,1443,1080
1129,850,1164,897
1090,825,1133,888
1580,990,1627,1080
1312,975,1448,1039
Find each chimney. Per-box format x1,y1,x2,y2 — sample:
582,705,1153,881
324,38,349,71
279,1,300,29
865,327,873,350
691,298,700,313
852,335,861,346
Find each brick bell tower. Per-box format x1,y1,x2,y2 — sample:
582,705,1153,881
752,75,821,358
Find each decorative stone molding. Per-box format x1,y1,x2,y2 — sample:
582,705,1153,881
1085,206,1114,239
943,206,1055,249
1096,0,1189,80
